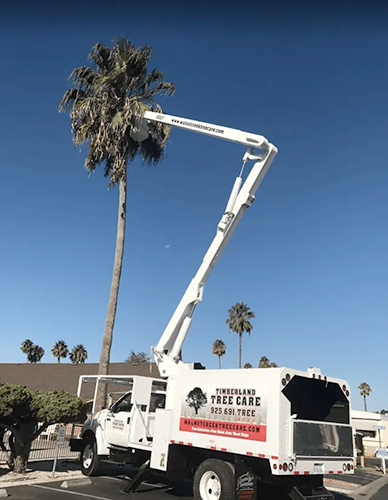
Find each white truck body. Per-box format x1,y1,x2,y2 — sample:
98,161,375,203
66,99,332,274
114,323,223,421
74,368,354,478
71,111,354,499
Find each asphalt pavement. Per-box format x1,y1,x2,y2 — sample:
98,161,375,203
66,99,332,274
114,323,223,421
3,475,191,500
370,480,388,500
3,456,386,500
2,475,353,500
327,469,382,487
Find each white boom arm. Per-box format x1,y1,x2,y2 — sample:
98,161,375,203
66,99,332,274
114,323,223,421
136,111,278,378
142,111,271,150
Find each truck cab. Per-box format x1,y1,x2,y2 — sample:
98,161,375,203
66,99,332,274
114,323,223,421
71,375,167,475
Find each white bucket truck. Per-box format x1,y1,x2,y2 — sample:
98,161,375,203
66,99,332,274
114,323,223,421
71,112,354,500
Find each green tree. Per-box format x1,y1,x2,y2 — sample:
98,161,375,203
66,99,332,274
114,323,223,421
226,302,255,369
69,344,88,364
125,350,149,363
244,362,253,368
0,383,86,473
212,339,226,369
59,37,175,411
358,382,372,412
20,339,34,362
258,356,278,368
51,340,69,363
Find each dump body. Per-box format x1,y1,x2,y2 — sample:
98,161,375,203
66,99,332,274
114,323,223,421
160,366,354,477
72,367,354,481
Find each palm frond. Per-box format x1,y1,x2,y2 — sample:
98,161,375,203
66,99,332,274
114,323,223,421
146,68,164,86
58,89,86,112
89,42,112,75
69,66,101,90
140,137,164,164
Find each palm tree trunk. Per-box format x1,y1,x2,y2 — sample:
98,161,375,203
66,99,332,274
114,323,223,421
364,395,367,412
57,358,60,364
239,333,242,369
95,176,127,411
218,356,221,369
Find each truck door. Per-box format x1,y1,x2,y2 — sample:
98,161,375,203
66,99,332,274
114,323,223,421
104,392,133,448
147,392,166,437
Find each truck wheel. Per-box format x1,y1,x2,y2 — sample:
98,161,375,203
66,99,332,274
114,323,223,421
80,435,101,476
194,459,235,500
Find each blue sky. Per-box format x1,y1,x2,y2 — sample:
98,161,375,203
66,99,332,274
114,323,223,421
0,4,387,411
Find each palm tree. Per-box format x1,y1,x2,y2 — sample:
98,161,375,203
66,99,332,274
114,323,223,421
20,340,45,363
226,302,255,369
27,345,45,363
212,339,226,369
20,339,34,361
59,37,175,410
258,356,278,368
70,344,88,364
244,362,253,369
51,340,69,363
358,382,372,412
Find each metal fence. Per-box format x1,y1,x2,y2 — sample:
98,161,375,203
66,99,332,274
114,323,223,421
0,423,83,463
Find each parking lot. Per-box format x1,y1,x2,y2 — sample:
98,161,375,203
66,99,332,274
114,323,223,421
3,456,373,500
4,474,192,500
3,471,350,500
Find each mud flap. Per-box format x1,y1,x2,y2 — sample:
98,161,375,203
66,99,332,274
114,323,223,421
235,458,257,500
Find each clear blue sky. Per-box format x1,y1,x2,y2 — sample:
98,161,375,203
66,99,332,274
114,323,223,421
0,3,387,412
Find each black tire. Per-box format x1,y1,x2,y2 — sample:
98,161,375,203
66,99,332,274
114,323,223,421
193,459,235,500
80,434,101,476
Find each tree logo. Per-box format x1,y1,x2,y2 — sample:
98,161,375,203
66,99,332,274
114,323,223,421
186,387,207,414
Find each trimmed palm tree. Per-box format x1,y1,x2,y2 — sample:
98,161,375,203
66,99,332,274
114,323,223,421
212,339,226,369
244,362,253,369
51,340,69,363
59,37,175,410
20,339,34,361
358,382,372,412
70,344,88,364
258,356,278,368
226,302,255,369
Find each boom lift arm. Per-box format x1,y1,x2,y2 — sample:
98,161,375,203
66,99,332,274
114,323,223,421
135,111,278,378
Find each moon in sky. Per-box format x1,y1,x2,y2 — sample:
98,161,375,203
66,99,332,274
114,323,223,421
165,244,170,249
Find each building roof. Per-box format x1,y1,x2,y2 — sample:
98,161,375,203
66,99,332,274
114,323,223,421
352,409,384,421
0,363,161,400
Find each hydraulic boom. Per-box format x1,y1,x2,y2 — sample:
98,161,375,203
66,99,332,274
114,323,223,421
136,111,278,377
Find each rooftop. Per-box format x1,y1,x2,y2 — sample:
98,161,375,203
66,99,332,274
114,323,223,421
0,362,161,400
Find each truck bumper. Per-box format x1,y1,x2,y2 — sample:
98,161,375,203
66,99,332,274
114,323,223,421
70,437,84,452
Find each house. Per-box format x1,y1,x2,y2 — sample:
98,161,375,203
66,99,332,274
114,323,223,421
351,409,388,456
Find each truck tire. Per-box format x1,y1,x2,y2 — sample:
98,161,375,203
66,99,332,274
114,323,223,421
80,434,101,476
193,459,235,500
